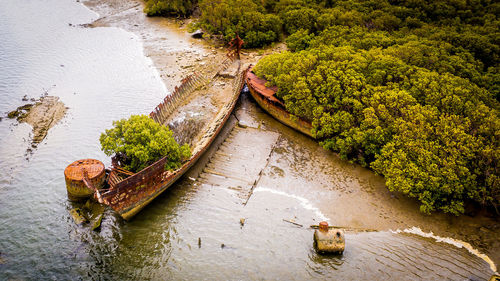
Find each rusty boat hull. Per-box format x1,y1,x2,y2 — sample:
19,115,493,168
96,60,247,220
245,68,315,139
119,80,243,220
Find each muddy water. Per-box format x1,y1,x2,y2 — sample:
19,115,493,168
0,0,166,279
0,0,497,280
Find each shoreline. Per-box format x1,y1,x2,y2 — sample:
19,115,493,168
81,0,500,270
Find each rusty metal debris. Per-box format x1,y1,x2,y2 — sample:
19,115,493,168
246,67,316,138
64,159,105,201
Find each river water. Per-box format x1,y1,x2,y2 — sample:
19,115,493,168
0,0,496,280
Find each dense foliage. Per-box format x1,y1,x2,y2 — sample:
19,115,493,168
255,46,499,215
253,0,499,215
144,0,499,214
197,0,282,48
144,0,198,17
100,115,191,173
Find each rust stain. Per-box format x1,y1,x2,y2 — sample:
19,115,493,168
245,67,316,139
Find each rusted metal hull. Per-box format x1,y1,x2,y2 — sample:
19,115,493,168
64,159,105,201
245,68,315,139
99,65,247,220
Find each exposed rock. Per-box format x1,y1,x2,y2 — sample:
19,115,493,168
191,29,204,39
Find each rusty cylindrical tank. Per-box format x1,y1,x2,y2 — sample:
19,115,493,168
64,159,105,201
314,221,345,254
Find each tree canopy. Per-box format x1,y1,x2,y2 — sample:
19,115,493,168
144,0,198,17
100,115,191,173
254,43,499,215
143,0,500,214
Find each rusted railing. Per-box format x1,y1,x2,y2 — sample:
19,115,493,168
149,54,239,125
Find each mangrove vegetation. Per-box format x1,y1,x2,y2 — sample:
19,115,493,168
143,0,499,215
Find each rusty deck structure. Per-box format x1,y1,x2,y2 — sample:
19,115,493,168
85,39,247,220
245,67,315,138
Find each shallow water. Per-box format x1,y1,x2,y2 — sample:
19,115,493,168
0,0,495,280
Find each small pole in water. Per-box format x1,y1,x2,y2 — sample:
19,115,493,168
313,221,346,254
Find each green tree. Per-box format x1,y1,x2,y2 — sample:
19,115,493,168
99,115,191,172
144,0,198,17
280,7,319,34
254,43,499,214
198,0,282,47
371,106,482,215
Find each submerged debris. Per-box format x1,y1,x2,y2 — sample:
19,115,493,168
70,208,88,225
24,96,67,146
7,96,67,147
283,219,303,227
92,213,104,231
7,104,34,120
313,221,345,254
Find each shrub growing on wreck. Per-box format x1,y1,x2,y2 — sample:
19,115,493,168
100,115,191,173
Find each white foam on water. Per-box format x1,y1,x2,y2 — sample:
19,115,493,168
254,186,329,222
391,226,498,274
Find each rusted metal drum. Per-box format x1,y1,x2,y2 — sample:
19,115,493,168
314,221,345,254
64,159,105,201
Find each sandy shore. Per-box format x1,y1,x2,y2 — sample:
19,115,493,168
82,0,282,95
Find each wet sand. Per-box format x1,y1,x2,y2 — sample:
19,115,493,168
82,0,499,273
236,93,500,271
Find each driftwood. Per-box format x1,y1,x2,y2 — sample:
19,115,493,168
310,225,377,232
283,219,303,227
